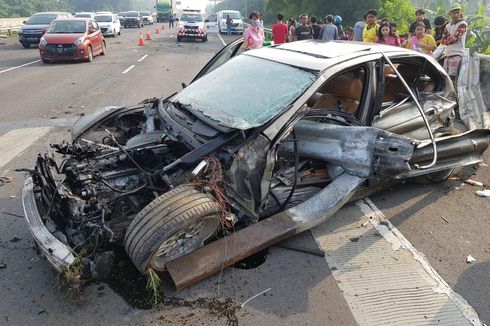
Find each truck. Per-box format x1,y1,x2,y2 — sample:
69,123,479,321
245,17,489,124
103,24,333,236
156,0,173,22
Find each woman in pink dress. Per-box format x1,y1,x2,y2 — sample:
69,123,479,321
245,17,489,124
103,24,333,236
243,11,264,50
375,22,400,46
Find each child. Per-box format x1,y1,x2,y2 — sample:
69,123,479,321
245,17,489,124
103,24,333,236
404,22,436,54
362,9,379,43
441,3,467,82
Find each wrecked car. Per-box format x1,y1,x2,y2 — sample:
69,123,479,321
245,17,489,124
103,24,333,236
22,40,490,286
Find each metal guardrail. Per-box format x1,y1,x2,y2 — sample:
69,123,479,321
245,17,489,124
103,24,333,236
0,25,21,37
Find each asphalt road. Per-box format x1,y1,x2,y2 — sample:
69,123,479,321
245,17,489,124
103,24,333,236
0,27,488,326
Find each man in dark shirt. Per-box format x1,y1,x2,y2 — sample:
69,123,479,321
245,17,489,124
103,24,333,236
433,15,448,45
409,9,431,37
310,16,321,39
295,14,313,40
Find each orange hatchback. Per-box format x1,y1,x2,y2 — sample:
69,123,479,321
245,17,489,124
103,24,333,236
39,18,106,63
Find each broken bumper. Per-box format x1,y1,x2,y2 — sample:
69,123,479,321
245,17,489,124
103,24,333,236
22,176,75,273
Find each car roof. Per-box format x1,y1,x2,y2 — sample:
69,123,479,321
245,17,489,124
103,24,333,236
32,12,70,15
245,40,424,72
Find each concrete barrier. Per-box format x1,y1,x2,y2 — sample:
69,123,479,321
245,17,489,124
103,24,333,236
0,17,27,27
457,50,490,129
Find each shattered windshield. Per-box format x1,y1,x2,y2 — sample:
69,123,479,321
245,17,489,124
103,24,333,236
170,55,316,130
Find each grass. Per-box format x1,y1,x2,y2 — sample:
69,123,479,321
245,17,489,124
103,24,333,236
145,268,162,305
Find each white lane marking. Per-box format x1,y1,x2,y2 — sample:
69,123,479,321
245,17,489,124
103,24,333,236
122,65,135,74
310,198,482,326
217,32,226,46
0,59,42,75
0,127,52,170
137,54,148,62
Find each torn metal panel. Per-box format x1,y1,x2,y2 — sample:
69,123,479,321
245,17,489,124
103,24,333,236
22,177,75,273
279,121,414,179
166,173,365,290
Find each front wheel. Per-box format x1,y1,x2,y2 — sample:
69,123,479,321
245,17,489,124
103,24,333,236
87,46,93,62
21,42,30,48
124,185,221,272
100,41,106,55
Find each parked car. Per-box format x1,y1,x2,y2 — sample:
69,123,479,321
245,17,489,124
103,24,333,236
18,11,71,48
74,12,96,19
23,40,489,283
94,13,121,37
117,11,128,25
39,18,106,63
140,11,154,25
217,10,243,34
124,11,143,28
177,12,207,42
204,13,218,33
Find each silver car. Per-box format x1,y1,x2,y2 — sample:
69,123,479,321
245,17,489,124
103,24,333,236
22,40,489,287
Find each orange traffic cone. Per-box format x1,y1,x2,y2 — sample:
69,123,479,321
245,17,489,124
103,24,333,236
146,29,152,41
138,31,145,46
155,27,160,34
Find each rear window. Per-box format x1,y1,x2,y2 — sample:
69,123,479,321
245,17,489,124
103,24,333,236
127,12,139,17
75,14,92,18
222,12,241,19
94,15,112,22
141,11,150,16
180,13,202,22
26,14,58,25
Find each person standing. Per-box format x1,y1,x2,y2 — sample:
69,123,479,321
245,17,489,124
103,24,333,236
226,14,233,36
441,3,468,83
310,16,321,39
272,13,288,44
168,12,174,29
433,15,448,45
375,22,400,46
362,9,379,43
404,22,436,54
352,14,366,41
288,18,297,42
243,11,264,50
319,15,338,41
295,14,313,40
409,9,432,38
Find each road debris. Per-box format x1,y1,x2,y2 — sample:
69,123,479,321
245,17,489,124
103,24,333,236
464,179,484,187
241,288,272,308
440,216,450,223
0,263,6,269
274,243,325,257
475,189,490,197
466,255,476,263
0,175,13,186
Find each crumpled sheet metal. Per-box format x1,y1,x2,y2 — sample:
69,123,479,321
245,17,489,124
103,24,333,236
280,121,414,179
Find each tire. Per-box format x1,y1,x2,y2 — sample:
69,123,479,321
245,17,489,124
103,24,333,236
87,46,93,62
202,36,208,42
100,41,106,55
124,185,221,272
177,36,182,42
21,42,30,48
118,29,121,36
41,58,49,63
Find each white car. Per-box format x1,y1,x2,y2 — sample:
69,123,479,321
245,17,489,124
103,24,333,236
94,14,121,37
217,10,243,34
204,13,218,33
140,11,154,25
74,12,96,19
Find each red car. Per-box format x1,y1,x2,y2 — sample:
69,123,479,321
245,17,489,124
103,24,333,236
39,18,106,63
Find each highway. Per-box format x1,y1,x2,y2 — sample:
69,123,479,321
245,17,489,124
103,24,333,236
0,26,489,326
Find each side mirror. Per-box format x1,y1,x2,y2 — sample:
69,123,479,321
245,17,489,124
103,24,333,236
204,19,209,23
181,82,187,89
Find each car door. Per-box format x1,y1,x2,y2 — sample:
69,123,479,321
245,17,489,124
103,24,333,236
88,20,102,52
191,37,244,83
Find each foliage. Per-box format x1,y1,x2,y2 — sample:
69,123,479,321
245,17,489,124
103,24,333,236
0,0,156,17
465,5,490,55
377,0,415,34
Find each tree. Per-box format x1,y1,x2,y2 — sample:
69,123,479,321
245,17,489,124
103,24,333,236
378,0,415,34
